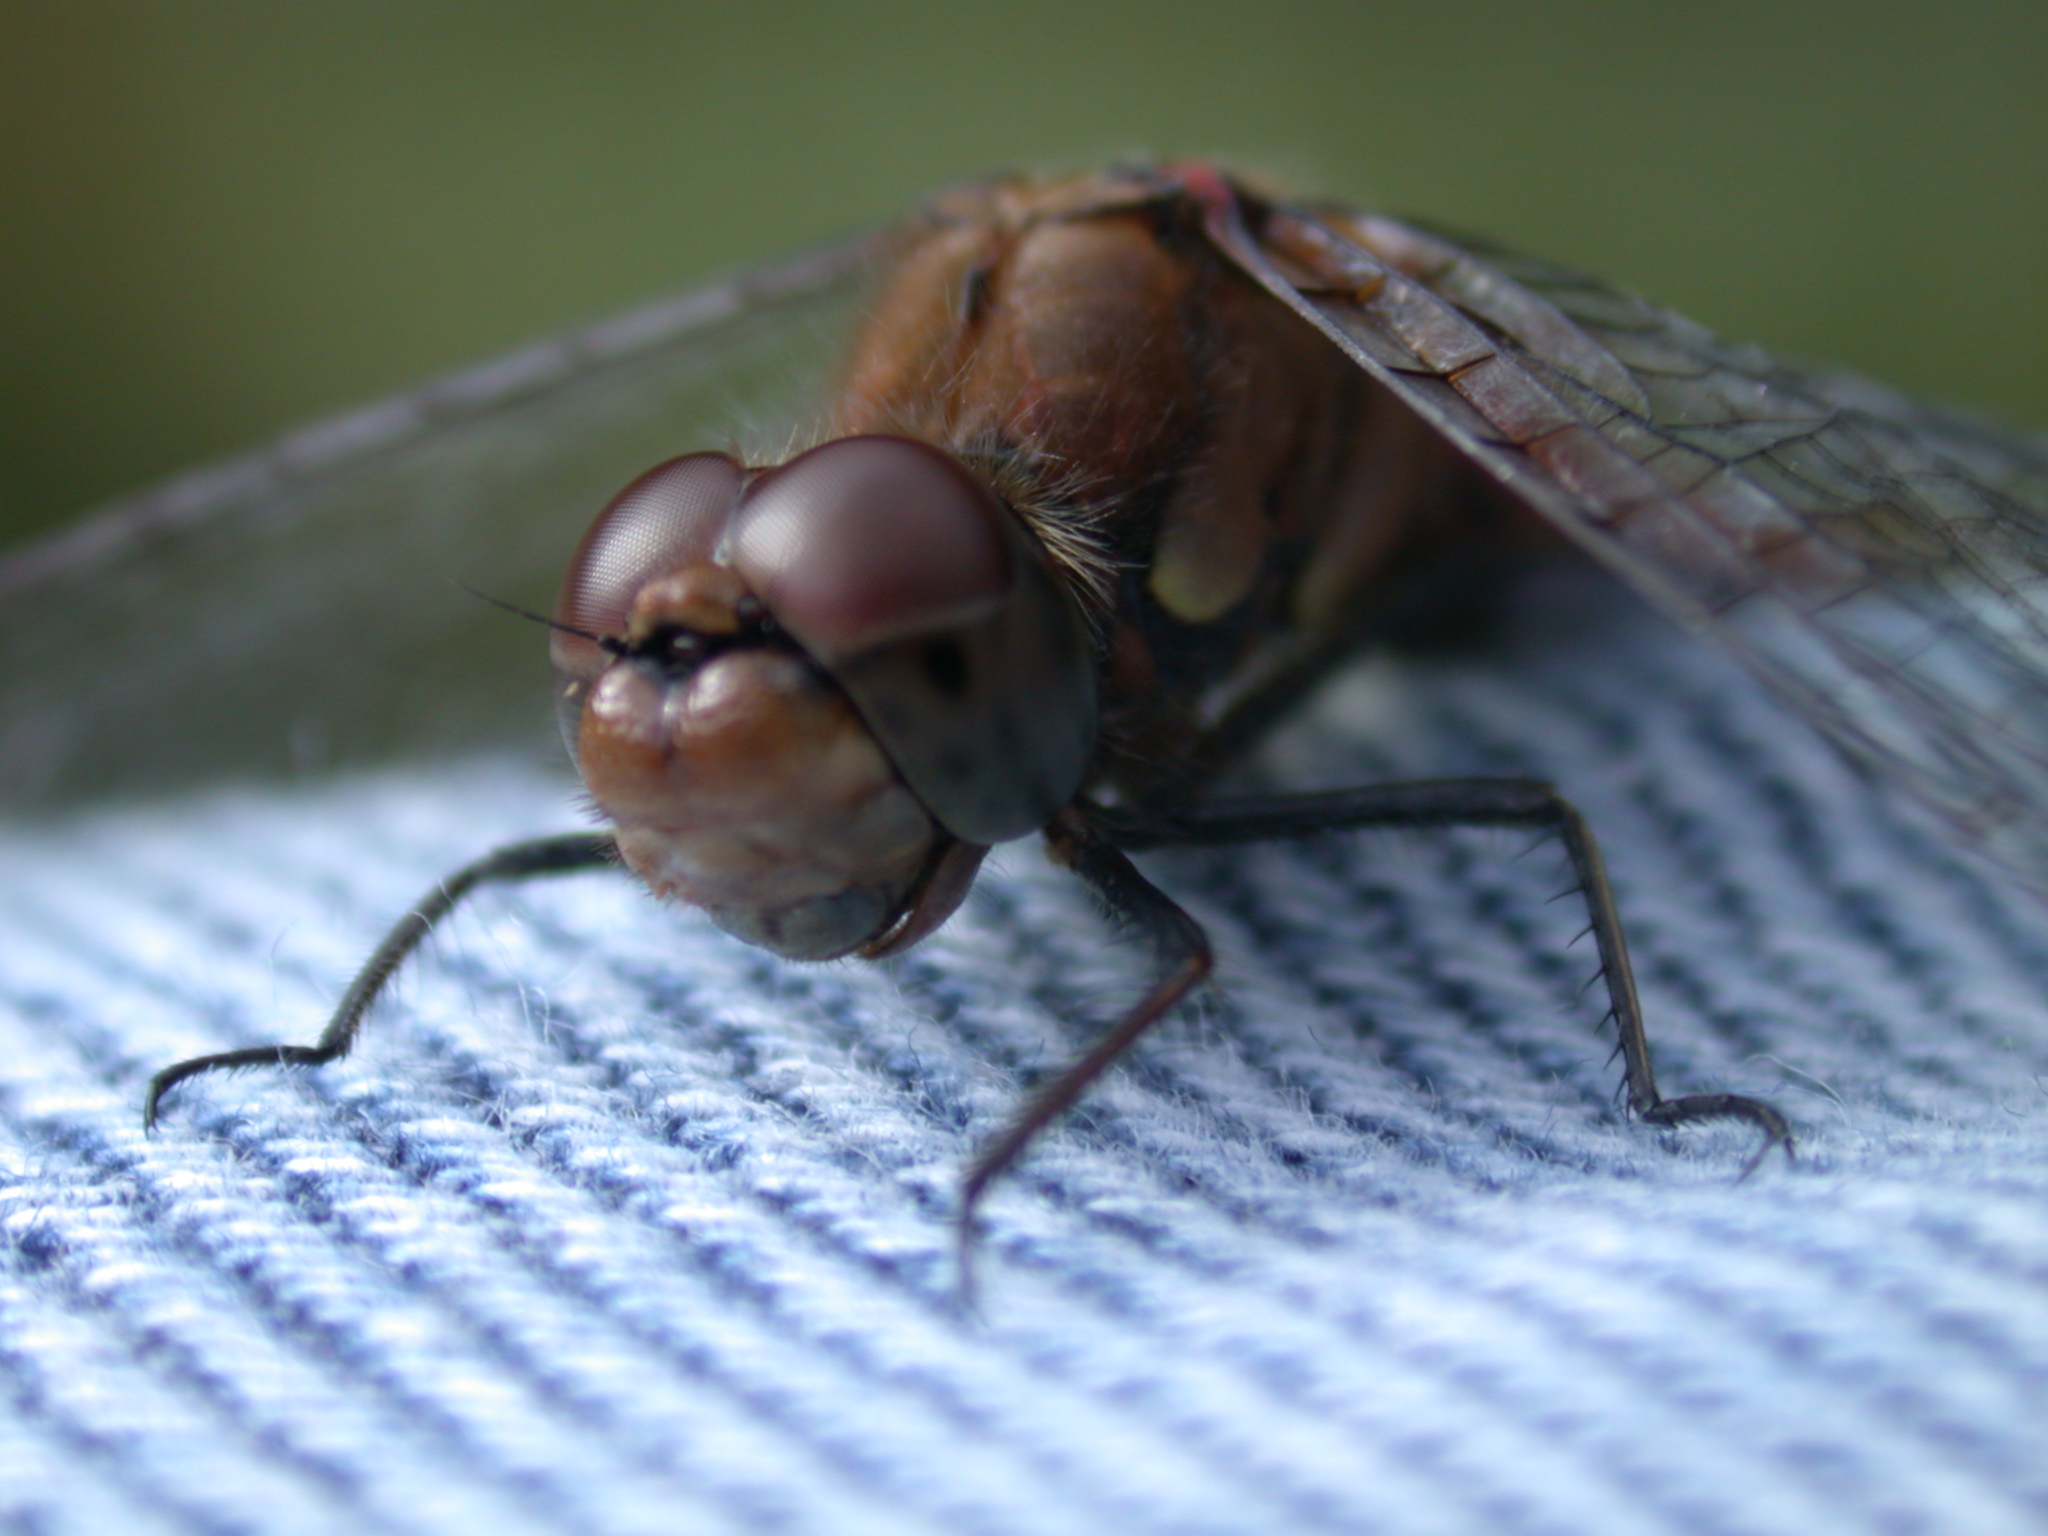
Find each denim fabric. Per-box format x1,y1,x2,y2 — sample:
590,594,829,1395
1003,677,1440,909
3,575,2045,1536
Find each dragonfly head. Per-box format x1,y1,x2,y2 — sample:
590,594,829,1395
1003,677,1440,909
551,437,1096,960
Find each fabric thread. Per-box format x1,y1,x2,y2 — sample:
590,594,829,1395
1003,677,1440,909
2,578,2045,1535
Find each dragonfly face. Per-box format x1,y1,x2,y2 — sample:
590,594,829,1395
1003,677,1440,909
550,435,1094,959
102,162,2048,1229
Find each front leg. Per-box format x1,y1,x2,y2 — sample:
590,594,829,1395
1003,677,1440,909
144,831,619,1128
956,806,1213,1298
1094,779,1792,1175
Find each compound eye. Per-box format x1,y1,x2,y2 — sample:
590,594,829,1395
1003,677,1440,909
731,435,1096,847
552,452,745,751
728,436,1013,664
554,452,745,666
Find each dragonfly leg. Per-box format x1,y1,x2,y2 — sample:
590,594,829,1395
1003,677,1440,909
143,831,618,1130
1096,780,1792,1177
957,807,1213,1297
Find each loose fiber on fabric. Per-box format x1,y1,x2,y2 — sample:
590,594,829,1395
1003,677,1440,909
2,574,2045,1536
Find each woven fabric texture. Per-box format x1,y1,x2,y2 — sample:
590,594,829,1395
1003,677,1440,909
2,575,2046,1536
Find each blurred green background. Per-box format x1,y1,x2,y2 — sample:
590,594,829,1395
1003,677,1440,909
4,0,2046,556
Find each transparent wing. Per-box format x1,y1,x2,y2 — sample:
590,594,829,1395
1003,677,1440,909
0,227,897,807
1203,190,2048,896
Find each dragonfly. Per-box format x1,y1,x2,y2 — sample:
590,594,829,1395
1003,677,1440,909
10,164,2047,1244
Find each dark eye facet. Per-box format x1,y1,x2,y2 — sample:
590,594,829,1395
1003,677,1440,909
921,636,971,697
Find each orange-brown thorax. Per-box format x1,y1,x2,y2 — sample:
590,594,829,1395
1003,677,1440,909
832,171,1517,796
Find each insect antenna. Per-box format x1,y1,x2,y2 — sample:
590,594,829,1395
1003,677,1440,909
452,580,622,652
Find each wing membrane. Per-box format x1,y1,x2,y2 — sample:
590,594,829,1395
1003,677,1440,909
0,229,895,807
1207,192,2048,894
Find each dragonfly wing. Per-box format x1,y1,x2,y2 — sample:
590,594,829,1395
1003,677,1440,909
0,228,897,807
1203,189,2048,896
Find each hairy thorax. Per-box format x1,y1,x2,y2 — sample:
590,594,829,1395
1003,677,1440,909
831,172,1524,800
